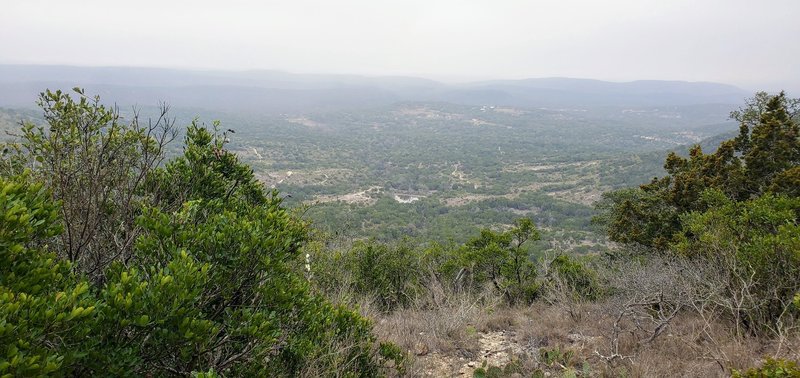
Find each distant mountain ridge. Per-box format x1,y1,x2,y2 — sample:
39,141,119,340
0,65,749,112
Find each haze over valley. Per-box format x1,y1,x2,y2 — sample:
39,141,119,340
2,1,799,376
0,64,751,252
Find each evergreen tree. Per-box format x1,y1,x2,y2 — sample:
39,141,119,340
598,91,800,249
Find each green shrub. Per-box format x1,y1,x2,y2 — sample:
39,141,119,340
548,255,603,301
378,342,408,375
539,347,575,368
0,176,100,376
456,218,542,304
308,238,424,312
595,92,800,335
349,240,423,311
0,90,395,376
8,89,176,280
733,358,800,378
674,192,800,334
597,92,799,250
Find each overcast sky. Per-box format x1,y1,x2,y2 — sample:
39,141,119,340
1,0,798,91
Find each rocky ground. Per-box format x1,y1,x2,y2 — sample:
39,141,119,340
418,330,527,376
372,302,790,377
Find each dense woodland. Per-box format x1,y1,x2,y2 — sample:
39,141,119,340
1,88,799,377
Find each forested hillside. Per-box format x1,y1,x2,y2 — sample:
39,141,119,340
1,88,798,377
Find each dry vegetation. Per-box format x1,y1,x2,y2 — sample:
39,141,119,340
353,256,800,377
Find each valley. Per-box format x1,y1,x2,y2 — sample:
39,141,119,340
221,101,737,251
0,95,738,254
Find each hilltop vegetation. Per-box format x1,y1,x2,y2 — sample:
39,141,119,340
1,87,798,377
302,91,800,376
0,90,399,376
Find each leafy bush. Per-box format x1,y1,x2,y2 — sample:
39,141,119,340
454,218,542,304
733,357,800,378
307,238,424,311
308,219,543,310
6,89,176,281
0,176,99,376
0,90,396,376
673,191,800,335
349,240,423,311
547,255,603,301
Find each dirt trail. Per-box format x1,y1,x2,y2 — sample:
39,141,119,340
475,331,525,368
420,331,523,376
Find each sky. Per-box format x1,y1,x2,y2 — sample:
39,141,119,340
1,0,799,91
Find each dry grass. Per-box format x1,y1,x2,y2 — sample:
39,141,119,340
321,254,800,376
369,294,800,377
364,285,498,376
374,289,495,355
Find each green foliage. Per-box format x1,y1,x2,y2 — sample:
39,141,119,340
539,346,575,368
673,191,800,334
733,357,800,378
378,342,407,375
3,88,176,281
597,91,800,335
308,218,542,308
0,90,395,376
0,176,99,376
147,123,265,210
104,120,385,375
548,255,603,301
307,238,424,311
350,241,422,310
92,251,219,375
734,93,800,197
456,218,542,304
594,184,680,250
598,92,799,250
769,166,800,197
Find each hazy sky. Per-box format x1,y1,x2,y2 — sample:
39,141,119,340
2,0,798,90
